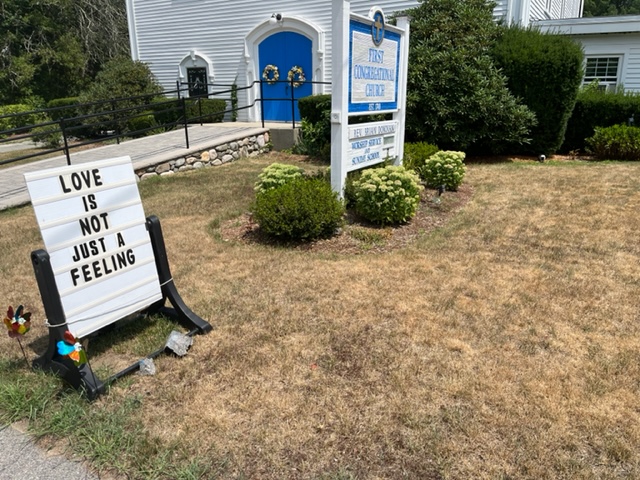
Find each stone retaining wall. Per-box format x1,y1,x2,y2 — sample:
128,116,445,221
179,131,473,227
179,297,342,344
135,132,270,180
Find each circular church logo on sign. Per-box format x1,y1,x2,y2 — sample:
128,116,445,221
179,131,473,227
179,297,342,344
371,9,385,46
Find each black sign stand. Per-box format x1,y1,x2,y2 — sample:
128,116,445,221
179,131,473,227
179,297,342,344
31,215,212,400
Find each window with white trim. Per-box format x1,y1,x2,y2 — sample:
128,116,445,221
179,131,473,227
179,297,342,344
583,57,620,90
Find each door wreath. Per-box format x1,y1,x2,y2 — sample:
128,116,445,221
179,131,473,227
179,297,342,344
262,64,279,84
287,66,306,88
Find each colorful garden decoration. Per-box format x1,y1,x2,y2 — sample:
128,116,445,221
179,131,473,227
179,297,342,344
5,305,32,367
56,330,87,366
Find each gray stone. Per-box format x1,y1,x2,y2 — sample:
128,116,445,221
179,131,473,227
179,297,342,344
257,135,266,148
178,166,190,172
264,132,270,143
242,138,250,146
222,154,234,163
212,159,223,166
216,143,229,152
160,171,175,176
250,136,257,142
137,358,156,376
240,146,249,157
193,161,204,169
165,330,193,356
230,141,239,150
232,151,240,160
169,160,176,166
209,149,218,160
186,156,198,164
175,158,186,167
155,162,171,174
141,172,158,180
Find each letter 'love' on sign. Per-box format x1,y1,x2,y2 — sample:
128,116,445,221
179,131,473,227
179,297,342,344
24,157,162,338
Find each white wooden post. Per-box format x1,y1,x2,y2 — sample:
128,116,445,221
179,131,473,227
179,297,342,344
330,0,350,198
394,15,410,166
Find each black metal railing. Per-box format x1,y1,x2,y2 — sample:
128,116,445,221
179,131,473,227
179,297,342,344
0,79,331,168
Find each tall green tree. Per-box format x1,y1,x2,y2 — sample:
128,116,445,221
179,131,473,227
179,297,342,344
583,0,640,16
406,0,536,152
0,0,129,105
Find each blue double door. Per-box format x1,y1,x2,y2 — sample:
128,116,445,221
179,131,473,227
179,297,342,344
259,32,313,122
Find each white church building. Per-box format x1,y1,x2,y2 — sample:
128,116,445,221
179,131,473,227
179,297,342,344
124,0,639,122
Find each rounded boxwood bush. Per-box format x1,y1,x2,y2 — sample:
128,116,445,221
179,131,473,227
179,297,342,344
254,163,304,194
402,142,439,172
352,165,423,225
419,150,466,191
253,176,344,241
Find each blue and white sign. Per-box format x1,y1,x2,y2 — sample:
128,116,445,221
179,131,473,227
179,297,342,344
331,1,410,197
349,12,401,114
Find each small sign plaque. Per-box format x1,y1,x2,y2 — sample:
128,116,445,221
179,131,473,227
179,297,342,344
347,120,398,171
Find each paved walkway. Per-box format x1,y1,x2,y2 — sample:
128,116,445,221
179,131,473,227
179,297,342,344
0,123,269,211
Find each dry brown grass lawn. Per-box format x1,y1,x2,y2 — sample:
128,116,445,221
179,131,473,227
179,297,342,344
1,154,640,479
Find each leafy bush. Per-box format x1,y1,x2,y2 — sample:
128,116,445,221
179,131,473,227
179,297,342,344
406,0,535,151
293,115,331,161
298,94,331,124
294,95,332,161
419,151,466,191
402,142,440,172
586,124,640,160
186,98,226,124
0,104,46,133
254,163,304,194
127,111,160,138
352,166,423,225
31,121,63,148
46,97,81,121
562,86,640,153
253,177,344,241
491,26,584,155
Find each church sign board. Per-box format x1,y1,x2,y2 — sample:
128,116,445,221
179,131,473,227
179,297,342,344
331,1,410,197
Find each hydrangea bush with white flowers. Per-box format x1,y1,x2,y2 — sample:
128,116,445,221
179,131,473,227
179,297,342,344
254,163,304,194
419,150,466,191
352,165,423,225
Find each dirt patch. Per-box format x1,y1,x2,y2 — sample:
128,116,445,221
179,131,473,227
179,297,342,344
219,183,473,254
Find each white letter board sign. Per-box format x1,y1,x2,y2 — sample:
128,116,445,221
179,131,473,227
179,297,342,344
24,156,162,338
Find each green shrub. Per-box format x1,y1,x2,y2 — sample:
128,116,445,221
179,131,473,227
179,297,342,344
419,150,466,191
562,86,640,153
127,111,160,137
0,104,46,132
586,124,640,160
150,96,181,129
491,25,584,154
253,177,345,241
46,97,80,121
402,142,440,172
406,0,535,151
254,163,304,194
293,115,331,161
352,166,423,225
186,98,226,124
298,94,331,124
31,121,63,148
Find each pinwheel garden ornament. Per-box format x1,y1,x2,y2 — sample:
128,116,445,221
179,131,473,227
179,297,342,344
5,305,32,367
57,330,87,366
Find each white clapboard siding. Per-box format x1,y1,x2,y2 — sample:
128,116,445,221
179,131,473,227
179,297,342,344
128,0,532,120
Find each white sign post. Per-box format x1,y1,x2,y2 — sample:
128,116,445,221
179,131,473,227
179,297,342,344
331,1,410,197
